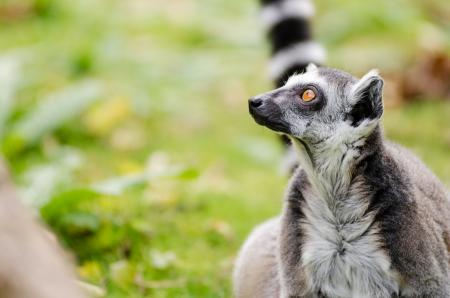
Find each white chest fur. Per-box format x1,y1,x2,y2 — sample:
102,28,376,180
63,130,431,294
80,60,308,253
300,183,399,298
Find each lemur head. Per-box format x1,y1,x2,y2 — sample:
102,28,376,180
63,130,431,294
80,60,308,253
249,64,383,164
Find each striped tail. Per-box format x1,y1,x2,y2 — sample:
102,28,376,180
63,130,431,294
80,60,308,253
260,0,326,87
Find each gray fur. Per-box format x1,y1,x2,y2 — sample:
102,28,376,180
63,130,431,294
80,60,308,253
235,66,450,298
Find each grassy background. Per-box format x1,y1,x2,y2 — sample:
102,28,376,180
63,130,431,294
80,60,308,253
0,0,449,297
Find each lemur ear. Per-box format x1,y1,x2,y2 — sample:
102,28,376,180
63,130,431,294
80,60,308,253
306,63,318,72
348,70,384,126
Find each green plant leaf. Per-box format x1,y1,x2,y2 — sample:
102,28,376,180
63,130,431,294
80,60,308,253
8,80,103,152
0,55,21,139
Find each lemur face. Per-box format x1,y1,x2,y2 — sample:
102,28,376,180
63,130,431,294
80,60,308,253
249,64,384,146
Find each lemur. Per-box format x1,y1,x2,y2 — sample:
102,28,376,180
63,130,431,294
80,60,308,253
233,0,450,297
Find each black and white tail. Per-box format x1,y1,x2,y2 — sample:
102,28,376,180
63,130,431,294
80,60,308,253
260,0,326,87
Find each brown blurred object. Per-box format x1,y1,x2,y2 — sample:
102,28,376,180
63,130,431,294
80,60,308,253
382,51,450,108
0,3,33,22
381,73,405,108
0,158,85,298
401,51,450,101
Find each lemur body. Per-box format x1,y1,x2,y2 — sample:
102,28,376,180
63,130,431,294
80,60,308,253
234,0,450,296
234,1,450,297
234,63,450,297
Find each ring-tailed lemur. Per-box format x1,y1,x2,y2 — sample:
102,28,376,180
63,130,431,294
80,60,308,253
260,0,326,172
233,1,450,296
235,63,450,297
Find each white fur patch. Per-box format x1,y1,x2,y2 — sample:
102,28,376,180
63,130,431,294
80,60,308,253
290,122,400,298
306,63,318,72
269,42,326,81
284,66,325,88
280,145,299,174
301,205,398,298
260,0,315,30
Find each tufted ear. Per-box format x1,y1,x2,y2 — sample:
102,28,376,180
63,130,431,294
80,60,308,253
348,70,384,126
306,63,318,72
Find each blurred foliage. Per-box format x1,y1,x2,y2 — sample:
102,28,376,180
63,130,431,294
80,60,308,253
0,0,449,297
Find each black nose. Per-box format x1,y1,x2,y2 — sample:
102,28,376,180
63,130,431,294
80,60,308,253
249,97,263,108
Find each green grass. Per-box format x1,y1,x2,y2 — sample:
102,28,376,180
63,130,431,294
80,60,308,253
0,0,449,297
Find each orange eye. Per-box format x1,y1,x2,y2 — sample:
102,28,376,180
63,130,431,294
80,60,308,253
301,89,316,102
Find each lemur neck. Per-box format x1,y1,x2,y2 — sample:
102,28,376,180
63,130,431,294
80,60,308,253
292,127,383,199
